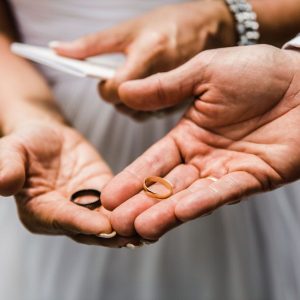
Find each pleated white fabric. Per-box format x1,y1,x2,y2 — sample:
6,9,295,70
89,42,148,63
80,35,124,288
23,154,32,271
0,1,300,299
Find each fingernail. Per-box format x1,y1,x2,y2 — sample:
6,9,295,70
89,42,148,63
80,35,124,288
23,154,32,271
140,239,157,245
126,242,144,249
97,231,117,239
48,40,61,48
126,243,136,249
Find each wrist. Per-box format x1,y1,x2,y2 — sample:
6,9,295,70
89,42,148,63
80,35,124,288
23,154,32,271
222,0,260,46
249,0,300,47
217,0,238,46
205,0,237,48
0,36,67,136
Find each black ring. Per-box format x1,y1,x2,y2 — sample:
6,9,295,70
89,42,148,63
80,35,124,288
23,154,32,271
70,189,102,210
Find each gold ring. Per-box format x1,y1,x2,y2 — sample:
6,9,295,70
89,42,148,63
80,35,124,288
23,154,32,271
143,176,174,200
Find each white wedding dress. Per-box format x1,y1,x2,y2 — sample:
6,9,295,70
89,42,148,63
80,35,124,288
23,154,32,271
1,1,300,299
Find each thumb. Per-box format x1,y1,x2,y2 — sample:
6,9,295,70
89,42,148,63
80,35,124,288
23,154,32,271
118,54,206,111
99,36,166,103
50,24,133,59
0,136,26,196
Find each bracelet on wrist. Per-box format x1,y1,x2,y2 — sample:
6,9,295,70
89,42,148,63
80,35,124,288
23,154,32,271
224,0,260,46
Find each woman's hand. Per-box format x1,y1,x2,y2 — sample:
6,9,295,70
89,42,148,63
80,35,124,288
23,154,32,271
98,45,300,241
0,120,140,247
52,0,235,103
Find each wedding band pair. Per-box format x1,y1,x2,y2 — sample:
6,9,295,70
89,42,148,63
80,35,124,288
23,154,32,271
70,175,173,212
70,176,217,207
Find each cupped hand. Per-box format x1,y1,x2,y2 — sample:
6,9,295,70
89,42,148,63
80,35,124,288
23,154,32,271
0,121,140,247
52,0,235,103
99,45,300,241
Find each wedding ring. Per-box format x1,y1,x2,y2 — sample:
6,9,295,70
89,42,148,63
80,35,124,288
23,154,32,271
143,176,174,200
70,189,102,210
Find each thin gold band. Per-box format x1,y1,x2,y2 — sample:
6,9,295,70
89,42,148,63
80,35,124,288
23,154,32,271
143,176,174,200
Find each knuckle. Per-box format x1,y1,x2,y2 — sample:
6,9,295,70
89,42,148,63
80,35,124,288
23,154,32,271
135,221,160,240
134,212,165,240
111,212,134,237
76,41,90,56
155,75,168,103
74,35,96,56
148,31,169,48
143,152,162,172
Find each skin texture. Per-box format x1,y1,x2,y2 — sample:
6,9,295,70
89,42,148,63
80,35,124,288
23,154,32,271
99,45,300,241
53,0,236,103
0,5,141,247
251,0,300,47
53,0,300,107
0,120,142,247
1,0,300,246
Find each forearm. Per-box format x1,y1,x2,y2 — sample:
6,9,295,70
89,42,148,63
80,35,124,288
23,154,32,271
250,0,300,46
0,1,66,135
0,35,65,136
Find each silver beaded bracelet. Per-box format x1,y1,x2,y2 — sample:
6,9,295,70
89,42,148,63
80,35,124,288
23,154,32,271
224,0,260,46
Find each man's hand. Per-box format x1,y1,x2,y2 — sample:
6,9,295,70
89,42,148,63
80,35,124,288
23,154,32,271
0,120,140,247
51,0,235,103
119,45,297,114
99,45,300,241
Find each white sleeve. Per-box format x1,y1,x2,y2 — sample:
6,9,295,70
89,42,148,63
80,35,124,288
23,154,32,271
283,34,300,50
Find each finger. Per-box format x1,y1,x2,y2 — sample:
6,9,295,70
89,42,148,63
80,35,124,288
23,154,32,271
17,194,113,236
52,201,112,235
134,177,215,240
111,164,199,237
118,54,205,111
99,36,167,103
70,233,142,249
175,171,261,222
0,136,26,196
50,23,133,59
102,135,181,211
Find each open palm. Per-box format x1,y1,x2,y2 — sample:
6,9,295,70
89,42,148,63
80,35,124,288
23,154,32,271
101,45,300,240
0,121,138,247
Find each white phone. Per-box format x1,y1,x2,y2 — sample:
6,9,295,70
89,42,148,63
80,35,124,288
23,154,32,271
11,43,117,80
